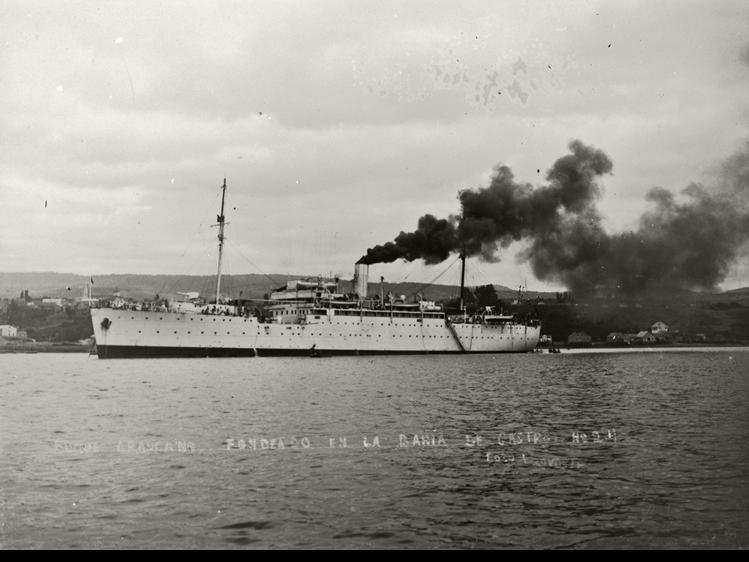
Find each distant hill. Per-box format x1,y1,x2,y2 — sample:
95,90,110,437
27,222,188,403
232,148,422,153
3,271,746,304
0,272,95,298
0,271,516,302
723,286,749,295
0,272,308,300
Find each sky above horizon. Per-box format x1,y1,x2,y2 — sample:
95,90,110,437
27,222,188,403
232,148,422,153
2,0,748,291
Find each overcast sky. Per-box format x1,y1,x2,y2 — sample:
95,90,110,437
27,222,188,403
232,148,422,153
2,0,748,291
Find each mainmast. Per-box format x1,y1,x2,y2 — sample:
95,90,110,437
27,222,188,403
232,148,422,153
214,178,228,304
459,251,466,315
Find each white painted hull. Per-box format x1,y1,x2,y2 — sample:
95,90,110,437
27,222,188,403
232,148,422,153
90,308,541,357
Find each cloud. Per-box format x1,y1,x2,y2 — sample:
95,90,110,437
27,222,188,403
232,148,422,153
1,0,748,292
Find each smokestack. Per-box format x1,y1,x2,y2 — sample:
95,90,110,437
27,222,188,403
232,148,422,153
353,263,369,299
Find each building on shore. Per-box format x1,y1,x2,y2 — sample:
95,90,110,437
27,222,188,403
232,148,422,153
651,321,669,335
633,331,657,344
0,325,18,338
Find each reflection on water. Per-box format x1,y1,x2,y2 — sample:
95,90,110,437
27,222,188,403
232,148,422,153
1,351,748,548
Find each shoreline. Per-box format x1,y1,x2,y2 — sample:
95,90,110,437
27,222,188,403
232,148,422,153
540,345,749,354
0,343,91,354
1,343,748,356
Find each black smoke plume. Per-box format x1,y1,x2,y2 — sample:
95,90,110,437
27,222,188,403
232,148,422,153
358,214,457,265
359,140,749,294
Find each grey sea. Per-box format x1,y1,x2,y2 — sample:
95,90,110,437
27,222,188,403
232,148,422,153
1,350,748,549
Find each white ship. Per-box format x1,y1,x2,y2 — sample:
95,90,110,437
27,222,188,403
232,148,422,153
90,180,540,358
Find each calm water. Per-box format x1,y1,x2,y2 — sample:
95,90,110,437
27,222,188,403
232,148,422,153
1,351,748,549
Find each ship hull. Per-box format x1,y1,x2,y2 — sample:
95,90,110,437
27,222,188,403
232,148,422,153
253,348,531,357
90,308,540,359
95,345,535,358
96,345,256,358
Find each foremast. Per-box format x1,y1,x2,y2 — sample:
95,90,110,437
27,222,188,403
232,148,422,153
213,178,228,304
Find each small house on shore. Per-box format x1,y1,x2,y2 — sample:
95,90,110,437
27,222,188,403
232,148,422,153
651,321,669,335
0,325,18,338
633,330,657,344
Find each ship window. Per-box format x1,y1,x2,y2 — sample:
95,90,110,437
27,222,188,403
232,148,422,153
145,317,149,320
174,331,177,334
156,330,160,334
201,331,204,334
214,331,217,335
138,330,141,334
188,331,191,334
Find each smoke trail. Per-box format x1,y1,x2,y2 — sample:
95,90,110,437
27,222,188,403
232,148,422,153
357,214,457,265
359,140,749,294
529,143,749,293
359,140,612,265
457,140,612,261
